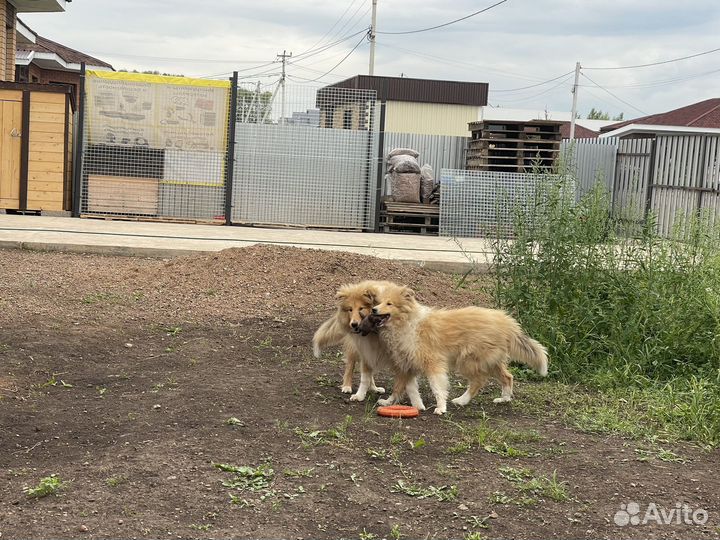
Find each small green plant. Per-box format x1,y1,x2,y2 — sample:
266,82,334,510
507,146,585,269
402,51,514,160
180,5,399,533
225,417,244,426
464,533,487,540
499,466,569,502
105,476,127,487
391,480,458,502
466,516,489,529
294,415,352,446
359,529,378,540
213,463,274,492
96,386,108,397
24,474,64,498
38,373,73,389
389,524,402,540
366,447,389,460
315,374,335,388
190,524,212,531
410,437,426,450
283,468,315,478
164,326,182,336
255,337,273,349
390,432,406,446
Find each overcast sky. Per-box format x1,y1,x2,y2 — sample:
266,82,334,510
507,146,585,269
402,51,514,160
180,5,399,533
23,0,720,120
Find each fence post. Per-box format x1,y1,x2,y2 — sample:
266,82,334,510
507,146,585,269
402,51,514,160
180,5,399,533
71,62,86,217
224,71,239,226
373,100,386,233
643,137,658,222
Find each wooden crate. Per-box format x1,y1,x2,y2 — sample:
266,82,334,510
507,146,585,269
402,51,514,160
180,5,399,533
381,201,439,235
87,175,159,215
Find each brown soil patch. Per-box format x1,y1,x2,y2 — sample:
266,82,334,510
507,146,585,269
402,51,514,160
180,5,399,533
0,245,718,539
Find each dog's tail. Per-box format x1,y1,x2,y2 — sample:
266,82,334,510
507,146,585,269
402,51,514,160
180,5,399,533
509,332,548,376
312,316,345,358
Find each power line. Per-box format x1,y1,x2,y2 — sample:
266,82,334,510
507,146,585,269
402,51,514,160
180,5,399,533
492,75,573,103
580,73,647,115
379,42,548,82
490,70,576,93
292,28,368,61
293,34,368,84
584,45,720,70
578,65,720,90
296,0,361,57
376,0,508,35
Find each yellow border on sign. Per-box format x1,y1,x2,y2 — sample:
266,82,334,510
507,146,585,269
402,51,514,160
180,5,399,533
86,70,230,88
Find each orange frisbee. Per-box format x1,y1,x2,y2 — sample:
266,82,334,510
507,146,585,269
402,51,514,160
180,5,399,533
377,405,420,418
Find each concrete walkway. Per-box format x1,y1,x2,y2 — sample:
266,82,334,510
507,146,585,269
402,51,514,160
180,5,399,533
0,215,493,273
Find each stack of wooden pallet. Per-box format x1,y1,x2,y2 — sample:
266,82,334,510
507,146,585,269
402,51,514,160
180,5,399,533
466,119,563,173
381,200,439,235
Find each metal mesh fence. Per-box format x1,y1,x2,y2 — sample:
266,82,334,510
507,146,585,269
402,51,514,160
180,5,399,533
231,84,378,230
80,71,231,221
439,169,566,238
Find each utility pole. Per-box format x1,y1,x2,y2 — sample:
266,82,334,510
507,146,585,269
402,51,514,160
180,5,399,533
277,50,292,124
369,0,377,76
569,61,581,140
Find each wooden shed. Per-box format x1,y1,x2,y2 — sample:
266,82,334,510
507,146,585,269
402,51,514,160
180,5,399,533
0,82,74,213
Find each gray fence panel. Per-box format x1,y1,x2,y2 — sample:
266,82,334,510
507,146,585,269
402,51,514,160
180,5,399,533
232,123,378,229
560,138,617,199
439,169,559,238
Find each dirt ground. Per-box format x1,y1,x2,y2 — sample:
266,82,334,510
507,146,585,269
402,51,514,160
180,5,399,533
1,245,718,540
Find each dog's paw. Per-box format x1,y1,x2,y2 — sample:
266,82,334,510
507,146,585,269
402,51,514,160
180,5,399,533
371,386,386,394
493,396,512,404
349,393,365,402
312,343,321,359
451,396,467,406
377,397,395,407
341,385,353,394
433,406,446,416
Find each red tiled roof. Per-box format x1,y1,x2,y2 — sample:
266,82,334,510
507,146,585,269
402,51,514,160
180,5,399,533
601,98,720,132
18,33,113,69
560,122,599,139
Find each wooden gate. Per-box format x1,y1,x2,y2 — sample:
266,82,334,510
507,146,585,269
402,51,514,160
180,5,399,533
0,90,22,208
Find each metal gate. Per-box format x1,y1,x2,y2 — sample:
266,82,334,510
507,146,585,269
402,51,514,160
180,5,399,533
650,134,720,236
230,84,378,230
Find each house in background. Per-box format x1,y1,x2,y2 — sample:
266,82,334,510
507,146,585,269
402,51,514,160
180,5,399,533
599,98,720,139
0,0,69,81
15,19,114,102
317,75,488,137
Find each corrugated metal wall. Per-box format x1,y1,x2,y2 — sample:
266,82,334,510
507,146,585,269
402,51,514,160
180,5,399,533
560,137,617,199
384,102,477,137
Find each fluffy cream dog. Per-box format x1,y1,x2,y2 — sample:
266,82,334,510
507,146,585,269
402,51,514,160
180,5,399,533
371,284,548,415
312,280,425,409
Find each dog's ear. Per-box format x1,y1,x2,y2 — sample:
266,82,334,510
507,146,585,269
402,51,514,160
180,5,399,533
362,287,377,303
335,286,349,301
401,287,416,300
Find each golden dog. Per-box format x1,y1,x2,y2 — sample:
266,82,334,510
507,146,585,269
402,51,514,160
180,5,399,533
371,283,548,415
312,280,425,409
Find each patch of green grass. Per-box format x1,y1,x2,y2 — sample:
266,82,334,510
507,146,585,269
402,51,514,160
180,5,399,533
283,467,315,478
152,377,179,392
190,524,212,531
164,326,183,337
518,380,718,448
445,418,541,456
213,463,274,492
105,476,127,487
390,432,406,446
315,374,336,388
359,529,378,540
36,373,73,389
391,480,458,502
24,474,65,498
498,466,569,502
366,448,389,460
389,524,402,540
294,415,352,447
464,533,487,540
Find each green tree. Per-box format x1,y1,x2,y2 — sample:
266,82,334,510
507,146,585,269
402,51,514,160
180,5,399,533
236,87,274,124
586,108,624,121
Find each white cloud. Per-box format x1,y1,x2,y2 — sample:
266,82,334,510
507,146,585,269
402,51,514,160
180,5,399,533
22,0,720,119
